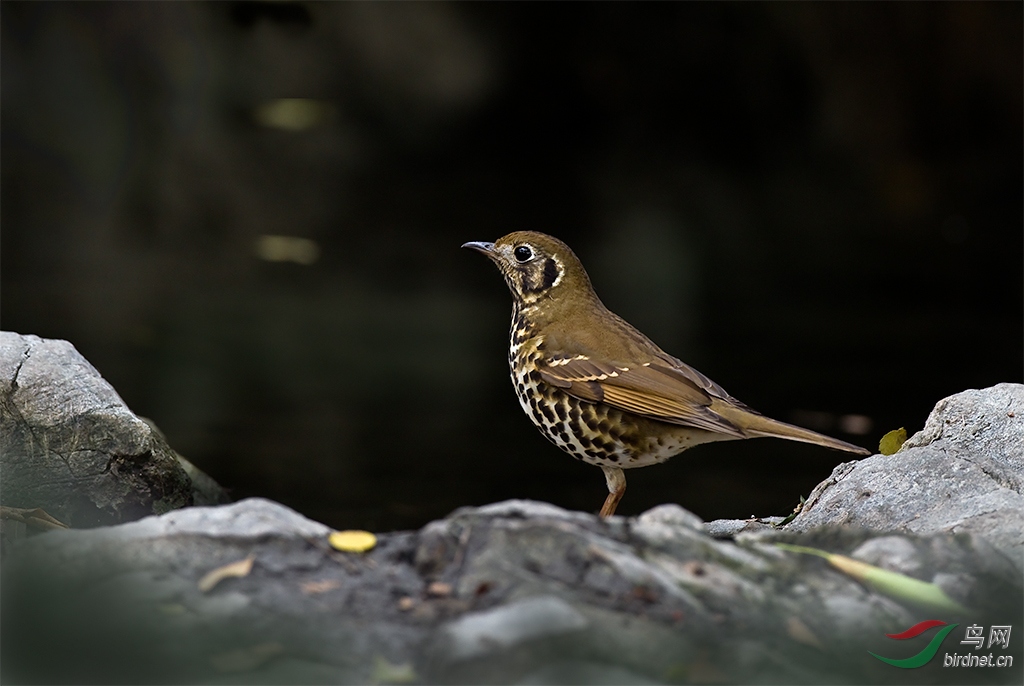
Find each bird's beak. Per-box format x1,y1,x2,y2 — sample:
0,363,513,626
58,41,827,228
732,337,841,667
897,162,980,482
461,241,496,256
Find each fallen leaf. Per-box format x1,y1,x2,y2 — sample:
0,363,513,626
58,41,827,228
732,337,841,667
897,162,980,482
786,616,823,649
300,579,341,595
198,555,255,593
329,530,377,553
879,427,907,455
371,655,417,684
426,581,452,597
209,642,283,673
397,596,416,611
0,506,69,531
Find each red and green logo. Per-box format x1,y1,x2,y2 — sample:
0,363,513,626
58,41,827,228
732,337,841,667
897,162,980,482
869,620,959,668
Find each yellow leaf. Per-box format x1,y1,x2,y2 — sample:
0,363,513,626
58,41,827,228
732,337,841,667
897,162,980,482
329,530,377,553
198,555,255,593
879,427,907,455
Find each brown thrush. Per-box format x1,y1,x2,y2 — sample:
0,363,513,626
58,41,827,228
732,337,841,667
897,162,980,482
463,231,871,518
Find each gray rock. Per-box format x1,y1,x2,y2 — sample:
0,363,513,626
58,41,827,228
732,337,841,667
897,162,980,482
636,502,705,531
436,595,588,662
704,516,784,538
2,353,1022,685
4,496,1021,684
0,332,227,528
123,496,331,539
785,383,1024,568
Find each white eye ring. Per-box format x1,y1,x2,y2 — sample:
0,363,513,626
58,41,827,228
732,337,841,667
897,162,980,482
514,245,533,262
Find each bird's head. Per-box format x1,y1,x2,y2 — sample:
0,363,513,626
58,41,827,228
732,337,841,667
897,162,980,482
462,231,594,309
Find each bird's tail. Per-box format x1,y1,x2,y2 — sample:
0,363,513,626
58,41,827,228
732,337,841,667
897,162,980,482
714,402,872,455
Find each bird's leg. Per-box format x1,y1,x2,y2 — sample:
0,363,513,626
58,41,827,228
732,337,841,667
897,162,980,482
599,466,626,518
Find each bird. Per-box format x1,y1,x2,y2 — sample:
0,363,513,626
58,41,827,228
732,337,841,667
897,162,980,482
463,230,871,518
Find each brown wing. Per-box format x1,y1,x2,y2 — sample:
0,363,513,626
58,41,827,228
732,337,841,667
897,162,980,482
537,353,746,437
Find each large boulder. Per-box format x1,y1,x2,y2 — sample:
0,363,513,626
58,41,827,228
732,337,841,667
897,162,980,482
0,332,227,529
783,383,1024,567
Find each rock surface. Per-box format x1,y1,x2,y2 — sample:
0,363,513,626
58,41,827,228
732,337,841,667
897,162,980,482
1,338,1021,684
0,332,227,529
783,383,1024,568
3,497,1021,684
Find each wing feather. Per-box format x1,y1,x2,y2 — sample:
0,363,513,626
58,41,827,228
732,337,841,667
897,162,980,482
537,355,745,437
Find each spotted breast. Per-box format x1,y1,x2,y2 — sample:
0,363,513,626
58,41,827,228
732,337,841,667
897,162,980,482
508,310,722,470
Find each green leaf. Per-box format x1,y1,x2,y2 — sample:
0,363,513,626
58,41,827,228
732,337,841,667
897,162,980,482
775,543,969,614
879,427,907,455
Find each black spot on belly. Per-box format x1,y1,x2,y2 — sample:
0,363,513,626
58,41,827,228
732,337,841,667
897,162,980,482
554,402,567,421
539,402,556,423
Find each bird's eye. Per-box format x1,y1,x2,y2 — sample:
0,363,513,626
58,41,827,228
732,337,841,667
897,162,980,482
514,245,533,262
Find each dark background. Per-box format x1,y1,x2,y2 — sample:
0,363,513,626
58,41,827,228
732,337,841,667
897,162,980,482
2,2,1021,531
